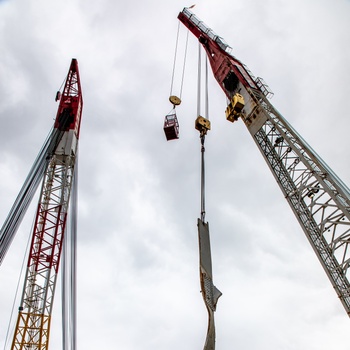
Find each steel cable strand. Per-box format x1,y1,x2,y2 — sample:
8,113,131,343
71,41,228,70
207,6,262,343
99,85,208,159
0,127,64,264
0,135,50,262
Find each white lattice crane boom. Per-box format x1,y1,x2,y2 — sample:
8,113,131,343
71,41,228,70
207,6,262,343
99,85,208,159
178,7,350,316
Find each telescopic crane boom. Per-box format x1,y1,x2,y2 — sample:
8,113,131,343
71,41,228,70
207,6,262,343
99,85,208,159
10,58,83,350
178,8,350,316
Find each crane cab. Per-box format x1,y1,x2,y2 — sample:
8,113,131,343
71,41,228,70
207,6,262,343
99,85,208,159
163,113,179,141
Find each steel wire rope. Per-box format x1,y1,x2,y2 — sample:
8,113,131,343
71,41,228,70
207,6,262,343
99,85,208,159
200,135,206,223
62,220,68,350
169,22,189,101
58,74,67,94
205,56,209,121
196,46,210,119
169,21,180,98
196,43,204,222
70,162,78,350
3,213,37,350
62,247,67,350
197,42,201,117
197,46,210,223
62,157,78,350
179,30,189,100
0,130,53,263
0,120,67,264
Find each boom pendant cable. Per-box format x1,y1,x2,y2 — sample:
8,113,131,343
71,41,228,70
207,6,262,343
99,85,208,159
0,127,65,265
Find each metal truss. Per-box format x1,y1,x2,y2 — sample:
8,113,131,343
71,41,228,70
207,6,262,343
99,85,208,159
11,154,75,350
244,89,350,315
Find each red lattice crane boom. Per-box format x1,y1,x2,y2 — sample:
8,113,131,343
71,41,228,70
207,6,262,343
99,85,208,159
10,58,83,350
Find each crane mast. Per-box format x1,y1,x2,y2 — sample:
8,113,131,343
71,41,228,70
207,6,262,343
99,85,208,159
178,8,350,316
11,59,83,350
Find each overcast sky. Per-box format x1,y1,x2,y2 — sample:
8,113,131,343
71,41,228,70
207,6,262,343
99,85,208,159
1,0,350,349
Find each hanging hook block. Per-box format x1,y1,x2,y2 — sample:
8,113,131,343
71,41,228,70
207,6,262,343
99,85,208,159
169,95,181,106
195,115,211,135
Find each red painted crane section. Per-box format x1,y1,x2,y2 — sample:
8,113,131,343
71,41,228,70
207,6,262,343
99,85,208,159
11,59,82,350
54,59,83,136
178,9,260,100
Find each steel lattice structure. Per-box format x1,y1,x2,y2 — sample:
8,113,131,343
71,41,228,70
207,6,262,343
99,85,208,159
250,91,350,313
9,59,83,350
179,7,350,317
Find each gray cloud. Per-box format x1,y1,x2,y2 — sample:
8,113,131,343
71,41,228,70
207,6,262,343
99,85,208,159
1,0,350,349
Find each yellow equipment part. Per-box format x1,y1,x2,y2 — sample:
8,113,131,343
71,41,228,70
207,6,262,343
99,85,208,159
225,93,245,123
11,312,51,350
195,116,211,135
169,95,182,106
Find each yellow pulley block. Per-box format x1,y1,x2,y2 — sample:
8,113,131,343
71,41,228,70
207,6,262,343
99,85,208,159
195,115,211,135
225,93,245,123
169,95,181,106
